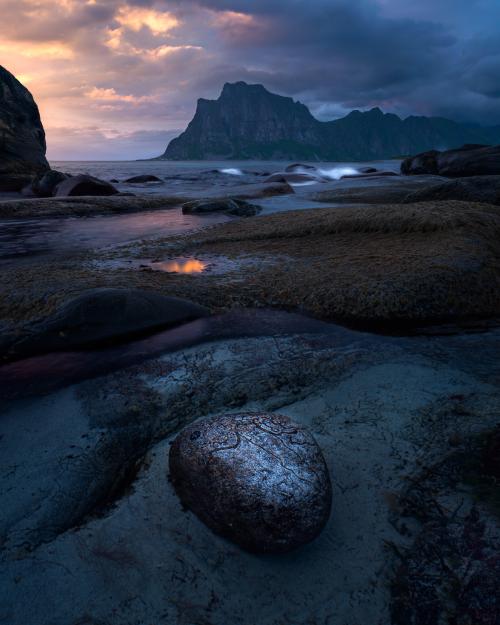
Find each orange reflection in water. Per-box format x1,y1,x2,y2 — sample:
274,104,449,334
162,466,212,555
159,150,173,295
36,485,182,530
154,258,207,274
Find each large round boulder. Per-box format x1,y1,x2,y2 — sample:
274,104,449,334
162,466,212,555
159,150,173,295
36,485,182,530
54,174,118,197
169,411,332,553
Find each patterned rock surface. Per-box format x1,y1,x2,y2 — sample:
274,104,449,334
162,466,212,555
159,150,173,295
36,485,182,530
169,412,332,553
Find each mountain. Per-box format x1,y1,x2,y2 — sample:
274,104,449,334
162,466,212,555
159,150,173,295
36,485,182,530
159,82,500,161
0,65,49,174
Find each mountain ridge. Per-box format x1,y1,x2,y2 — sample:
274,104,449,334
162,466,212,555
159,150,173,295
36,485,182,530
159,81,500,161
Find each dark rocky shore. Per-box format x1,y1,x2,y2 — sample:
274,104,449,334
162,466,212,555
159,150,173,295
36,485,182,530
1,67,500,625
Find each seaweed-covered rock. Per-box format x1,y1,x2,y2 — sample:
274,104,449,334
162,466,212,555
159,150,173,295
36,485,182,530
169,411,332,553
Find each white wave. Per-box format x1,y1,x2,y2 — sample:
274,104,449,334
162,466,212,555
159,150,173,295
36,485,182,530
318,167,359,180
220,168,244,176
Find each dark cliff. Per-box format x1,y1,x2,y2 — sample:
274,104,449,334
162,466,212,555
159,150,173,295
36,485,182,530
0,65,49,174
160,82,500,161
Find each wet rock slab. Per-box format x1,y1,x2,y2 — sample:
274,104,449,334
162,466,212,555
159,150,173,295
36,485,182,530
169,411,332,553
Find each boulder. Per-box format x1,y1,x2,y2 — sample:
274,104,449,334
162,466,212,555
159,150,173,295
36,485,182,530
404,175,500,206
182,198,261,217
359,167,378,174
169,411,332,553
402,144,500,177
264,172,323,184
54,175,119,197
4,288,210,360
0,66,49,175
124,175,162,183
24,170,68,197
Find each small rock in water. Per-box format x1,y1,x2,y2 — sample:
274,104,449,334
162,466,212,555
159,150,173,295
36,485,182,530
124,174,162,183
264,172,323,184
169,412,332,553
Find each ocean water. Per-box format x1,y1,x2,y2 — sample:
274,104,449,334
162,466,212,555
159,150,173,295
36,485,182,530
50,159,402,197
1,159,401,261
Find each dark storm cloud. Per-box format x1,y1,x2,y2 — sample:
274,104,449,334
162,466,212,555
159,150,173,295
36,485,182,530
165,0,500,124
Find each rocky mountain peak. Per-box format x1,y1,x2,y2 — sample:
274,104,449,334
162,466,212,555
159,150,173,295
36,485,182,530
160,82,500,161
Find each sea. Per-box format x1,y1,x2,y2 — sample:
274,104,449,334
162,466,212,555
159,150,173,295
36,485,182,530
1,159,401,262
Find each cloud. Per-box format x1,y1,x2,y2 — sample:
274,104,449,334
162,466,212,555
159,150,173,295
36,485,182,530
85,87,157,104
46,126,181,160
0,40,74,59
114,6,179,35
1,0,500,159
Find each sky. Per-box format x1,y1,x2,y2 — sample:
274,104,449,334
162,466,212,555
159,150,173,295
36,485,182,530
1,0,500,160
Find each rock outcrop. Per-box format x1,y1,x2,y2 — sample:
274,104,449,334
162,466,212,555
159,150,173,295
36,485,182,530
401,144,500,177
404,175,500,206
160,82,500,161
0,65,49,186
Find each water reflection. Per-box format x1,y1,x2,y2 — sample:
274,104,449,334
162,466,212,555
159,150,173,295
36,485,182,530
0,209,231,262
152,258,207,274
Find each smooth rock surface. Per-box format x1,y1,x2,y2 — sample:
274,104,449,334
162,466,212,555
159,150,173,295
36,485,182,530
169,411,332,553
1,326,499,625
